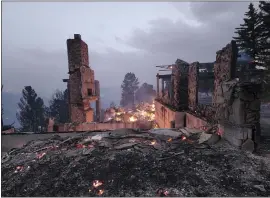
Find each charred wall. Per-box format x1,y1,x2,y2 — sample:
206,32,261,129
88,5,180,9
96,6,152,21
188,62,199,111
167,40,262,150
172,59,189,110
210,40,262,150
212,40,237,106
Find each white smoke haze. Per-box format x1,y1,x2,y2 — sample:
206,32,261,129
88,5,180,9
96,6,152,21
2,2,253,125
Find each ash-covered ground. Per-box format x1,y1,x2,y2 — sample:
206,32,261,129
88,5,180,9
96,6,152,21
2,129,270,197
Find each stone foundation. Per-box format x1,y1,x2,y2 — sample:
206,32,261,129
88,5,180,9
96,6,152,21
155,100,185,128
221,125,253,147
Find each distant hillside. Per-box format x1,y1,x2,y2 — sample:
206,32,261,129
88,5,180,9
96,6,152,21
2,92,21,127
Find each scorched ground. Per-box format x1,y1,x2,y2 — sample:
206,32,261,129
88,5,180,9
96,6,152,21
1,129,270,197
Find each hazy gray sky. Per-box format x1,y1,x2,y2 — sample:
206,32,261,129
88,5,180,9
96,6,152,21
2,1,252,101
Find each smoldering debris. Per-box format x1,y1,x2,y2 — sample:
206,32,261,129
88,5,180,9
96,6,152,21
1,129,270,197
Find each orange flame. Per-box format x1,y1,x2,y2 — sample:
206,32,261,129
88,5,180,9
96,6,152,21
37,152,46,159
105,101,155,123
164,190,169,196
76,144,86,148
14,166,24,173
150,140,156,145
129,116,137,122
167,138,172,142
93,180,103,188
97,189,104,195
182,136,186,140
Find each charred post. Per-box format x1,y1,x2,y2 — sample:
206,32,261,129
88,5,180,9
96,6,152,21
95,80,101,122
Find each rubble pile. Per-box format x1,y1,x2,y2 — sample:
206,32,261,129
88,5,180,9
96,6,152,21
104,102,155,123
2,129,270,197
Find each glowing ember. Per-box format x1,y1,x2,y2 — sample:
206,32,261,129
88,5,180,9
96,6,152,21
76,144,86,148
115,117,122,121
14,166,24,173
37,152,46,159
97,189,104,195
167,138,172,142
182,136,186,140
164,190,169,196
151,103,155,111
17,166,23,171
129,116,137,122
150,140,156,145
217,128,222,136
157,188,169,196
51,145,59,150
93,180,103,188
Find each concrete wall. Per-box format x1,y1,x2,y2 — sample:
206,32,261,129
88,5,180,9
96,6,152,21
155,100,185,128
186,113,210,130
55,121,153,132
186,113,224,137
2,132,81,153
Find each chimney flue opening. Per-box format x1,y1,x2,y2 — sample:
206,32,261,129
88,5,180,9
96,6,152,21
74,34,81,40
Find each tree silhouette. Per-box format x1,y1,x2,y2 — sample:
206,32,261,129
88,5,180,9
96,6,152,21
120,72,139,108
135,83,156,103
233,3,260,66
16,86,46,132
48,89,69,124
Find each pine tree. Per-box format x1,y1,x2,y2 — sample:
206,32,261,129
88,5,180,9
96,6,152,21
233,3,261,65
258,1,270,100
16,86,46,132
120,72,139,108
258,1,270,67
48,89,69,124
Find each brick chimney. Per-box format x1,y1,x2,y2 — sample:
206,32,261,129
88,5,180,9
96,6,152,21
74,34,81,40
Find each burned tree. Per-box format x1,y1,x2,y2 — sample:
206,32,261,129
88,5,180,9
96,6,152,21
120,72,139,108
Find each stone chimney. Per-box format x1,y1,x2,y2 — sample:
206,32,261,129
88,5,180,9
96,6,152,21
74,34,81,40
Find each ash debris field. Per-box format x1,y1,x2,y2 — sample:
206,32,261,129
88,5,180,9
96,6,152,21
2,129,270,197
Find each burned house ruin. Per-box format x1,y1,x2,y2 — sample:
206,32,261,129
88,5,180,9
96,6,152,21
155,40,264,150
